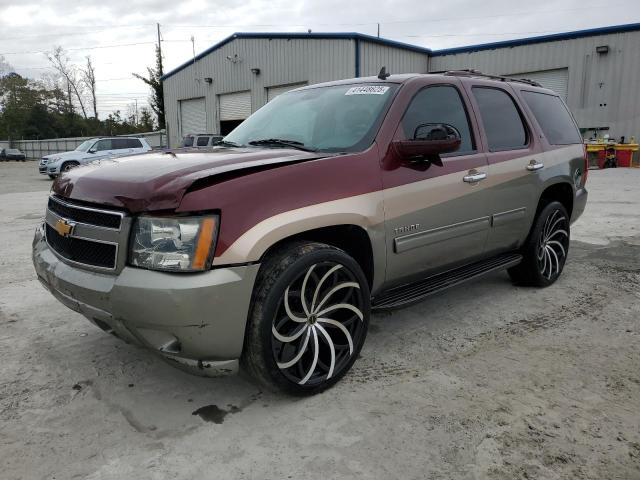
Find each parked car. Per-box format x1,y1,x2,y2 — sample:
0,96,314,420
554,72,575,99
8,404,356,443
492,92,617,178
39,137,152,178
1,148,26,161
33,72,588,395
182,133,224,148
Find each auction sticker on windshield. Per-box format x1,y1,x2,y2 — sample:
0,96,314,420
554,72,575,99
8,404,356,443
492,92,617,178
345,86,390,95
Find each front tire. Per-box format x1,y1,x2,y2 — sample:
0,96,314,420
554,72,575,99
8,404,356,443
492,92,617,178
61,161,79,173
48,174,56,179
242,241,370,395
508,201,570,287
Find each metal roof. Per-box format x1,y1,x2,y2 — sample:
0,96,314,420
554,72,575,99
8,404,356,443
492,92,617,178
161,23,640,81
160,32,432,81
431,22,640,56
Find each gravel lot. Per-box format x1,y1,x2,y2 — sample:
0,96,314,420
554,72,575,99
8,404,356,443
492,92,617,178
1,162,639,480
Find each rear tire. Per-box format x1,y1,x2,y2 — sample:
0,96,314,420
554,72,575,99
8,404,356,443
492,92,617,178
242,241,370,395
48,174,56,179
508,201,570,287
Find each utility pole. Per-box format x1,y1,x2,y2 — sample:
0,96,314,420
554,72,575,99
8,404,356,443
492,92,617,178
377,23,380,38
157,23,163,77
135,99,138,125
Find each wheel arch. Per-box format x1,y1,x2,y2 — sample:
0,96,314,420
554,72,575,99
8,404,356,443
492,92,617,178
257,223,378,291
536,181,574,218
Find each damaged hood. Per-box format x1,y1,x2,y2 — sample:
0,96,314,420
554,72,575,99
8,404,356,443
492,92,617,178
52,147,328,212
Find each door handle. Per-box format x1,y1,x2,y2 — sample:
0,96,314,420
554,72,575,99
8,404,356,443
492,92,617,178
526,160,544,171
463,170,487,183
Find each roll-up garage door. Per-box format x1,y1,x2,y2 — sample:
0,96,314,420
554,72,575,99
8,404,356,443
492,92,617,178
508,68,569,101
267,82,308,102
219,91,252,121
179,97,206,136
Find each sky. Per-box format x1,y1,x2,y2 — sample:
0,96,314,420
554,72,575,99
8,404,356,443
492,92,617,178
0,0,638,120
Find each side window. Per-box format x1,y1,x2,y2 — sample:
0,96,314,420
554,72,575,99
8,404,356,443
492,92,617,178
183,136,194,147
196,136,210,146
472,87,528,151
112,139,129,149
127,138,143,148
401,85,475,154
94,139,112,151
521,91,582,145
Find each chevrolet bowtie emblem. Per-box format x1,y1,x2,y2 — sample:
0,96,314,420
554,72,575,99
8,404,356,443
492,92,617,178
54,219,75,237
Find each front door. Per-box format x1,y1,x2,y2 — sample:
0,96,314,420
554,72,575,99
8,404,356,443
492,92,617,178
382,82,492,286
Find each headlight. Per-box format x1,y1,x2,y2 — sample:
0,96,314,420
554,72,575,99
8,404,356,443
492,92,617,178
48,156,60,163
129,215,219,272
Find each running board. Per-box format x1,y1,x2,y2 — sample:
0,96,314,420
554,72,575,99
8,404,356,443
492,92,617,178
372,253,523,310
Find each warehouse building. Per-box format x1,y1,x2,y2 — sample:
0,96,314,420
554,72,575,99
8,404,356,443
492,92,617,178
162,23,640,147
161,32,429,146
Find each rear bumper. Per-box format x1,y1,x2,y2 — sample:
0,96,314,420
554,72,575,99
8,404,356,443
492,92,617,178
32,223,259,375
571,187,588,224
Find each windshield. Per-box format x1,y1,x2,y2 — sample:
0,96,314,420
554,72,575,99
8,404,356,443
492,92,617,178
75,140,95,152
225,84,398,153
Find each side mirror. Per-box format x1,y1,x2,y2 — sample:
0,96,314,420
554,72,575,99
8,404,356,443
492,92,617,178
393,123,461,166
88,148,96,154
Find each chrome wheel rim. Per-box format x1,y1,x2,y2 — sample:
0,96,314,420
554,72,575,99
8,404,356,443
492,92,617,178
271,261,365,386
537,209,569,280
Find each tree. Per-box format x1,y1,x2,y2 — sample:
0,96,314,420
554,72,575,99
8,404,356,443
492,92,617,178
47,46,88,119
82,56,98,119
138,108,155,131
133,44,165,129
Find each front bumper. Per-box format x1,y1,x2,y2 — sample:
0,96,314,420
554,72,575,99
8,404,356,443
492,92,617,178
32,223,259,374
39,162,58,175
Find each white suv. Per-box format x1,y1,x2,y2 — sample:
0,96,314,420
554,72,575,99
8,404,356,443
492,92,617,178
39,137,152,178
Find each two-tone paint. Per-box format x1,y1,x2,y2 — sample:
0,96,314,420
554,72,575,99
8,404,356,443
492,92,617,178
40,73,587,368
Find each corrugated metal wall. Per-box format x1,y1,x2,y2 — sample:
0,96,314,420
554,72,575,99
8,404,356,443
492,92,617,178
429,30,640,139
359,41,428,77
163,37,356,147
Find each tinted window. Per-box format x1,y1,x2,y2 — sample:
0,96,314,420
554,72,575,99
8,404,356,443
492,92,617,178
94,139,112,151
183,136,194,147
473,87,527,151
402,85,474,154
521,91,582,145
112,139,129,149
127,138,143,148
196,136,210,146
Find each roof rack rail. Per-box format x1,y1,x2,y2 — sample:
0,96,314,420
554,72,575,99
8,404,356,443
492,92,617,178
442,69,542,87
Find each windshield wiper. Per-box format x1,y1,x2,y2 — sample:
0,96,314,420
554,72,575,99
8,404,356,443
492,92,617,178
247,138,317,152
217,140,241,147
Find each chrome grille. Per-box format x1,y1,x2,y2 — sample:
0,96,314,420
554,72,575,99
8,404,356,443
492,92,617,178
45,196,128,272
48,196,122,229
45,224,117,269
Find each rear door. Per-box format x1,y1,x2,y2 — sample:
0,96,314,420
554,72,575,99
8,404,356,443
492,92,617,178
110,138,134,156
382,79,492,285
462,81,542,255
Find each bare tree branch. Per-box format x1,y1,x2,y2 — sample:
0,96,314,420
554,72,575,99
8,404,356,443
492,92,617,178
46,46,88,119
82,56,98,119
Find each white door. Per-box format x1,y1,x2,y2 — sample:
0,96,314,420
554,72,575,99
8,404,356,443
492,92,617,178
507,68,569,101
219,91,252,121
266,82,307,102
180,98,207,136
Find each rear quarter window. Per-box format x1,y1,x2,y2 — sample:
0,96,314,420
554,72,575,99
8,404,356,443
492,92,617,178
521,91,582,145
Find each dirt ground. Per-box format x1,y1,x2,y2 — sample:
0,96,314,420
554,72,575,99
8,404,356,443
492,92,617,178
1,162,639,480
